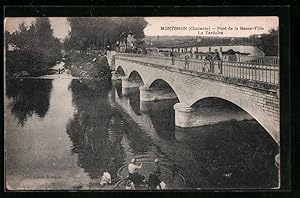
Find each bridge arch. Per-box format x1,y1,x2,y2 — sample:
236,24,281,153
189,93,279,144
148,78,182,101
138,78,180,102
149,79,180,100
114,56,279,144
115,66,126,77
149,79,175,91
128,70,145,85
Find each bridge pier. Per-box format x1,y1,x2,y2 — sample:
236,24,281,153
173,102,253,128
173,103,194,127
139,85,178,102
121,77,143,96
111,71,120,80
121,77,143,89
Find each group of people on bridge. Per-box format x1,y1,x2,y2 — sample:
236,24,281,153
169,49,223,74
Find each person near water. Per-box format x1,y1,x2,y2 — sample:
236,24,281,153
128,158,145,184
154,159,161,177
148,159,162,190
100,172,112,186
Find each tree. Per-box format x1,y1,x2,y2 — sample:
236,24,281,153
6,18,62,74
111,17,147,51
248,29,279,56
64,17,148,51
260,29,279,56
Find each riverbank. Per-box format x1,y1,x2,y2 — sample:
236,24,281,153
64,51,112,80
6,61,63,80
6,50,62,78
6,175,118,190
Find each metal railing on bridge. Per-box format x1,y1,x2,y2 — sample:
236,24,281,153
114,53,279,85
158,52,279,66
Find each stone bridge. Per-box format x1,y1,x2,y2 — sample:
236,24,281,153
110,53,280,145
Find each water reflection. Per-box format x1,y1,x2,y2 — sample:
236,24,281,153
112,84,279,188
145,100,178,141
175,120,279,188
111,87,156,155
5,78,279,189
6,79,53,125
111,86,186,188
66,80,125,179
127,88,142,116
121,87,177,141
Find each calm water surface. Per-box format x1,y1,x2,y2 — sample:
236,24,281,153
5,77,279,190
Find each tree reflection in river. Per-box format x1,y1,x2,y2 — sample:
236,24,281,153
5,78,279,189
66,80,126,179
6,79,53,126
66,80,167,180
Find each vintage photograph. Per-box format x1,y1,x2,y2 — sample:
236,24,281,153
4,16,280,190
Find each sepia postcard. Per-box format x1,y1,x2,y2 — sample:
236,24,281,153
4,16,280,191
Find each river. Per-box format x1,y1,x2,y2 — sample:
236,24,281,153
5,73,279,190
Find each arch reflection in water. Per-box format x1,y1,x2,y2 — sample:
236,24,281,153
141,100,178,141
6,79,53,126
111,86,155,154
112,82,279,188
111,84,187,189
5,77,279,189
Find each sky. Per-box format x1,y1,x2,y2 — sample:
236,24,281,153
144,17,278,37
5,16,278,40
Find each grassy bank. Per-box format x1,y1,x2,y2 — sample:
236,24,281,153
64,51,112,80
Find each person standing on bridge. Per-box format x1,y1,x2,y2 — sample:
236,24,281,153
213,49,223,74
205,52,213,72
184,54,190,70
170,51,175,65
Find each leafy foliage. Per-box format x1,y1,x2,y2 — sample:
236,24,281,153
6,18,62,75
64,51,111,79
64,17,148,51
249,29,279,56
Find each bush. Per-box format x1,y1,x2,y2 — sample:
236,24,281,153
6,18,62,76
64,51,111,79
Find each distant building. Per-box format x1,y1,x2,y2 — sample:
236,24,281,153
156,42,265,57
147,38,265,58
